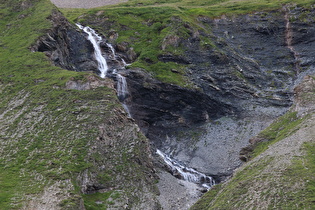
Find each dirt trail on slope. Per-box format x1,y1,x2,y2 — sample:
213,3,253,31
50,0,128,8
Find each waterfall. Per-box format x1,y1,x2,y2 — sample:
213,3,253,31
76,23,213,190
76,24,108,78
77,24,131,116
121,58,130,66
106,43,116,58
116,73,128,101
156,149,215,189
113,70,131,117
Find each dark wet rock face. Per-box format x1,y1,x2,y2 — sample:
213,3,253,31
31,11,99,73
183,12,295,114
125,69,233,131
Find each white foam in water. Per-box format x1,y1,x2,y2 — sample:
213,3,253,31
77,24,131,116
121,58,130,66
76,23,108,78
106,43,116,57
116,73,128,100
156,149,215,189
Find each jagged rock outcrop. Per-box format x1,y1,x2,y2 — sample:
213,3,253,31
141,6,315,178
32,10,132,76
121,7,315,179
31,11,99,73
124,68,233,136
191,74,315,209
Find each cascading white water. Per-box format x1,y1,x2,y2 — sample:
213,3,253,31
106,43,116,58
77,24,131,116
156,149,215,189
113,69,131,117
121,58,130,67
116,73,128,101
76,24,108,78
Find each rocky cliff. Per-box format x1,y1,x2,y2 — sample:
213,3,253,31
65,2,315,178
2,0,315,209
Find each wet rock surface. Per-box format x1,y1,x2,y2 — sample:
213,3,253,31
31,11,99,73
124,7,315,182
157,170,204,210
124,68,233,130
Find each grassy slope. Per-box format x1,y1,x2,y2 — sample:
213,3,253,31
1,1,77,208
0,0,107,208
0,0,156,209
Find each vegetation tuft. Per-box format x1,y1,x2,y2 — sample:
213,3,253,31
250,111,305,158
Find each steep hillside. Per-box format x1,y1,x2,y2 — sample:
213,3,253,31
0,0,159,209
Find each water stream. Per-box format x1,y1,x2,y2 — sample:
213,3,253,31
157,149,215,189
114,69,131,117
77,24,131,115
77,23,213,189
76,24,108,78
284,6,300,74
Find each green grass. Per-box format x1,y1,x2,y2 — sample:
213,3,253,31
191,157,275,209
106,0,314,10
82,191,112,210
65,6,193,86
191,141,315,209
251,111,305,158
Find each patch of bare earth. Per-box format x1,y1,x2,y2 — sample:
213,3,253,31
50,0,128,8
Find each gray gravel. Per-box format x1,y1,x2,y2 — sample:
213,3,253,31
157,170,204,210
50,0,128,8
162,115,277,177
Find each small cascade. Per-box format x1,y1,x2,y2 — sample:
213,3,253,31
77,24,132,116
121,58,130,67
116,73,128,101
156,149,215,189
106,43,116,58
76,24,108,78
114,70,131,117
76,23,214,192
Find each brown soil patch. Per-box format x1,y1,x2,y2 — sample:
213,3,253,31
50,0,128,8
